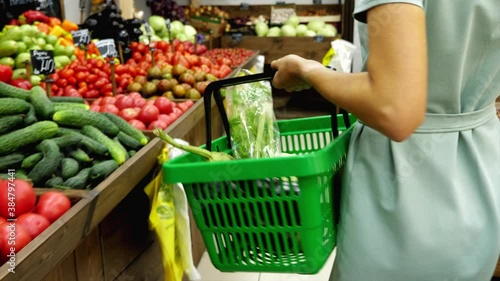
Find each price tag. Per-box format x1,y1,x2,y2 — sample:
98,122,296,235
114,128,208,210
313,0,322,4
166,18,171,31
313,35,325,43
231,33,243,43
30,50,55,75
240,2,249,10
276,1,286,5
95,39,118,58
71,29,91,46
143,20,151,35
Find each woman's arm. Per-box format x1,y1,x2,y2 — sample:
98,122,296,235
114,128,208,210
271,3,428,142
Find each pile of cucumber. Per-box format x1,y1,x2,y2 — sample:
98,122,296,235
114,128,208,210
0,82,150,189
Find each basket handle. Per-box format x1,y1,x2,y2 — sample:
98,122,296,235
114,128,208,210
203,70,352,151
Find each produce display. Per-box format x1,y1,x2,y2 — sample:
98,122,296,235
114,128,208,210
0,178,72,263
202,48,256,68
255,16,338,37
0,82,150,189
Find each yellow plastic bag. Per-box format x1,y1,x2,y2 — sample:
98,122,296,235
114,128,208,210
144,144,184,281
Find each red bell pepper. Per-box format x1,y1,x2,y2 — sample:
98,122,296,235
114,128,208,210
9,79,32,90
20,10,50,25
0,65,13,83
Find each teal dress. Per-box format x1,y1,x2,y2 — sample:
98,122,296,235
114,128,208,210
330,1,500,280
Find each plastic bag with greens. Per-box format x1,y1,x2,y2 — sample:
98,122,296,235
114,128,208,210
225,69,282,159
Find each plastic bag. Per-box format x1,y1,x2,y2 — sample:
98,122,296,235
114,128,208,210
144,142,201,281
324,39,357,73
225,69,282,159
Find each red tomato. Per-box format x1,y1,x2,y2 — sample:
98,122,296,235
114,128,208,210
148,120,168,130
0,223,31,262
115,96,135,110
118,107,140,121
172,107,183,119
138,105,160,125
9,79,32,90
90,105,101,112
100,104,120,114
0,65,13,83
100,96,116,105
87,74,98,84
154,97,174,115
178,102,190,112
16,213,51,239
34,192,71,223
0,179,36,218
0,217,6,225
133,97,147,108
67,77,77,86
158,114,173,126
84,89,99,99
128,119,147,130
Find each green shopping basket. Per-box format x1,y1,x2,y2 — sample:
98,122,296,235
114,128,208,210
163,71,357,274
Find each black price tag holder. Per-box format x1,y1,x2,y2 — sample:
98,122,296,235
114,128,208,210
166,19,175,53
30,50,56,96
143,20,152,44
96,39,118,96
232,33,243,43
194,33,204,55
313,35,325,43
71,29,91,61
240,2,249,10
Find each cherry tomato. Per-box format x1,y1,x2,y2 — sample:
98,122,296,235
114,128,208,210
34,192,71,223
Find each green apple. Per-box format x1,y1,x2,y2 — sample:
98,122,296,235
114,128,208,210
22,36,33,47
35,38,46,47
54,45,66,56
12,68,28,80
30,75,42,86
29,45,42,51
15,52,31,69
16,42,27,54
46,35,58,45
44,44,54,51
0,57,15,68
54,55,71,68
63,46,75,57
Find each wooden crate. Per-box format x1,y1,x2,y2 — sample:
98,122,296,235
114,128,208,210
0,190,92,281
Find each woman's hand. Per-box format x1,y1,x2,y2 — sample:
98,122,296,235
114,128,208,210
270,55,324,92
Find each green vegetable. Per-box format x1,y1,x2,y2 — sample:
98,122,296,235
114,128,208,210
128,150,137,158
49,96,85,103
49,135,82,149
0,115,23,134
225,72,281,159
0,98,31,116
154,129,233,162
69,148,92,163
62,167,91,189
113,137,130,160
81,125,127,164
0,81,30,100
61,158,80,179
23,104,38,126
53,110,119,136
30,86,55,119
21,152,43,169
89,159,119,180
102,113,149,145
0,121,59,155
28,139,63,185
0,153,24,170
116,131,142,150
57,128,108,155
46,177,64,187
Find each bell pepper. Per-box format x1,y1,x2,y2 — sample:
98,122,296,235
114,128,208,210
36,23,51,34
20,10,50,25
49,17,62,27
61,20,79,33
9,79,32,90
50,25,67,38
0,65,13,83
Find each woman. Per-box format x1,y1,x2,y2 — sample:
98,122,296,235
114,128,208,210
271,1,500,280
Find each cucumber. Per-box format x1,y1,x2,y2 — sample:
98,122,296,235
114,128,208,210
49,96,85,103
81,125,127,165
61,158,80,179
53,103,90,112
0,81,30,100
128,150,137,158
0,153,24,171
62,168,91,189
53,110,119,137
21,152,43,169
89,159,119,180
0,115,23,134
48,135,82,149
0,98,31,116
30,86,55,120
0,121,59,156
0,171,29,181
70,148,93,163
57,128,108,155
116,131,142,150
46,177,64,187
102,113,149,145
28,139,63,185
113,137,129,161
23,104,38,126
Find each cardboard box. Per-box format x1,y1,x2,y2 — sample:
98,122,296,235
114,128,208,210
190,15,226,38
